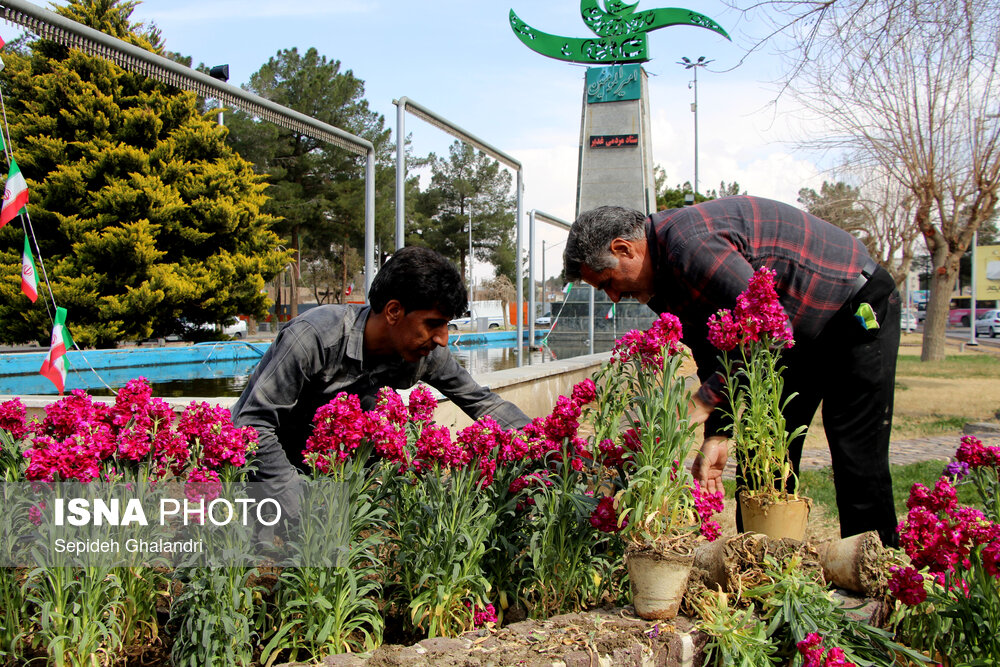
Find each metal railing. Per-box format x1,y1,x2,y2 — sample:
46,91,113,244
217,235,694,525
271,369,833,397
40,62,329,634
0,0,379,292
394,96,527,365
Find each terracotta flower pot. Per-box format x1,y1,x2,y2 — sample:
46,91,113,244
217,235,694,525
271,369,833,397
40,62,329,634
739,491,811,541
626,550,694,620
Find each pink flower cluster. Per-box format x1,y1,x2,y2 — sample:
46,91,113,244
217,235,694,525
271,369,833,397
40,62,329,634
611,313,683,368
464,601,497,627
890,440,1000,605
796,633,856,667
897,477,1000,577
955,434,1000,469
303,393,368,473
693,481,725,542
0,398,29,440
707,267,794,352
407,384,438,423
13,379,256,483
185,467,222,503
305,386,534,487
589,495,627,533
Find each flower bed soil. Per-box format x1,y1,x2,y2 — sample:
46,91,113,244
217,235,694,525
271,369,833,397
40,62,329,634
281,608,709,667
277,593,881,667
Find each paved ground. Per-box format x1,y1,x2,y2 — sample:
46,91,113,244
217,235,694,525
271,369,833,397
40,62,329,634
720,432,996,480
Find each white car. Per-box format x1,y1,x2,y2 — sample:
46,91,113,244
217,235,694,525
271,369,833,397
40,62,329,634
221,319,248,338
900,309,918,331
974,309,1000,338
448,315,502,331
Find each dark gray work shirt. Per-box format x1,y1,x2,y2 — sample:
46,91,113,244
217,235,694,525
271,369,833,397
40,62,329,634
231,304,529,486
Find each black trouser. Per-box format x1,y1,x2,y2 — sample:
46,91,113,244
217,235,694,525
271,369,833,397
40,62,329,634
735,266,901,547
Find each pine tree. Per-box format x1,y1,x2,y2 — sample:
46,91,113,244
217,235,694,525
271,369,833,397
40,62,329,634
224,47,394,312
0,0,290,347
409,141,516,283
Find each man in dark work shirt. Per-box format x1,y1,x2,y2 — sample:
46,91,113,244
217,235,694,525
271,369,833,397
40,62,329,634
233,246,529,516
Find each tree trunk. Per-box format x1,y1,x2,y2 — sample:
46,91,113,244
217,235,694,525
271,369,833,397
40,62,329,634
921,244,961,361
290,228,300,319
341,238,349,304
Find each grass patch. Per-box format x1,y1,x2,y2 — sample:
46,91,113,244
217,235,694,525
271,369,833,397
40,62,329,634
897,354,1000,378
891,414,973,439
796,460,981,520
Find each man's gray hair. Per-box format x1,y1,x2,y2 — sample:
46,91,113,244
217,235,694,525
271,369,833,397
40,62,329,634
563,206,647,281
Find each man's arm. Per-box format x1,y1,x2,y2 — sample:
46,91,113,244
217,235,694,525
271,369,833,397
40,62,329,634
422,348,530,429
231,321,327,489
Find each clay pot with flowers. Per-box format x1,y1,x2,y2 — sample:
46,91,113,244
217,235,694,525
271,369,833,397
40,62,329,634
587,313,725,620
706,267,810,540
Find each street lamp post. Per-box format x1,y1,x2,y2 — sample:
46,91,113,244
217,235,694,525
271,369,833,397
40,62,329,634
468,204,474,302
677,56,712,199
208,64,229,126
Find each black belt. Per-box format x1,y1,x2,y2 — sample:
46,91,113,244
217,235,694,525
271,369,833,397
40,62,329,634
849,258,880,300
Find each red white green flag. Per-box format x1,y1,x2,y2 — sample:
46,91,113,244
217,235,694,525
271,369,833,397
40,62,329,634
0,158,29,228
40,307,72,394
21,234,37,302
605,303,615,320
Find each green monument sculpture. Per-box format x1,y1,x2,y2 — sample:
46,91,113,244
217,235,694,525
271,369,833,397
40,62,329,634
510,0,729,64
510,1,729,217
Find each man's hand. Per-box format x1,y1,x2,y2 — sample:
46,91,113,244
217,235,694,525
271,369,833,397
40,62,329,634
687,394,713,425
691,436,728,496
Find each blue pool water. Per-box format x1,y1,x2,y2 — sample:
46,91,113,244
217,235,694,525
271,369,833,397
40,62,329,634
0,334,569,398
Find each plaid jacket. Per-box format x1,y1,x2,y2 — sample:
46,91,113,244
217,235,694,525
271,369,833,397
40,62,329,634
645,196,872,412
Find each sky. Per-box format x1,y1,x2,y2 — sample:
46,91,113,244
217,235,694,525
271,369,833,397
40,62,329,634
41,0,830,278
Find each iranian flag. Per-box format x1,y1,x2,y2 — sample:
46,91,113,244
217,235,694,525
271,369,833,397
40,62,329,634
21,234,37,302
40,307,72,394
605,303,615,320
0,158,29,228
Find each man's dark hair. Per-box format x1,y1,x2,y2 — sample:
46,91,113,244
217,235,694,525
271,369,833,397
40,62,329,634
564,206,646,281
369,246,468,319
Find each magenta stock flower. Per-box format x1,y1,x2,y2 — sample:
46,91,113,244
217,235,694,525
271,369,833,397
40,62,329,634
571,378,597,405
706,309,740,352
693,481,725,542
412,423,465,472
611,313,683,368
304,393,367,472
955,434,1000,469
407,384,438,423
0,398,29,440
185,467,222,503
589,495,627,533
889,566,928,606
598,438,630,468
374,387,409,426
28,501,45,526
179,402,257,470
796,633,856,667
464,601,497,627
707,267,794,352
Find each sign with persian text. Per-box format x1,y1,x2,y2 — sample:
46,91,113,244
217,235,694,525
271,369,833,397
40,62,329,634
589,134,639,149
586,64,641,103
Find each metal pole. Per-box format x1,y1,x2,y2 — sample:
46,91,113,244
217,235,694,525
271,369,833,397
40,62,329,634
692,65,699,198
678,57,711,199
971,230,979,345
515,169,524,366
395,100,405,250
588,286,595,355
528,210,536,347
365,150,376,296
541,239,547,325
468,204,474,301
